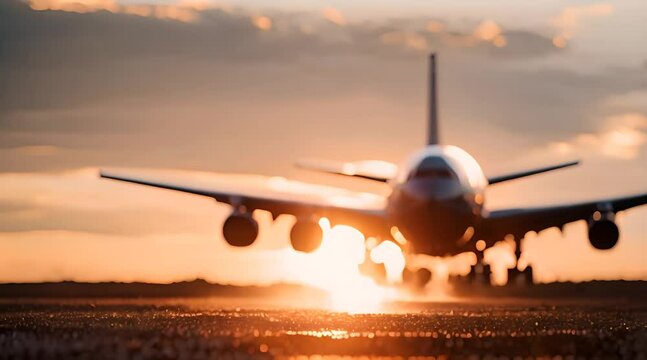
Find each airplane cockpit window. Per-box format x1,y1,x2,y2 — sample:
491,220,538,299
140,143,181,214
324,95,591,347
409,156,456,180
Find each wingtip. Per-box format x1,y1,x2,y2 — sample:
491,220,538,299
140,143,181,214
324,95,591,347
98,169,113,179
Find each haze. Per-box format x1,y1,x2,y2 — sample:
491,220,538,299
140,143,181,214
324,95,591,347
0,0,646,286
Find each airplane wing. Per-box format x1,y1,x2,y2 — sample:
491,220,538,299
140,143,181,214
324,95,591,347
296,159,398,183
487,160,580,185
99,169,389,236
479,192,647,243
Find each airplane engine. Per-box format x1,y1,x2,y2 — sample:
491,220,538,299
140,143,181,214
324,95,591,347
587,217,619,250
290,219,323,253
222,212,258,247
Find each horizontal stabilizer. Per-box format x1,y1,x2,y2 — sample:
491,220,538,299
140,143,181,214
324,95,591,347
487,160,580,185
296,159,397,183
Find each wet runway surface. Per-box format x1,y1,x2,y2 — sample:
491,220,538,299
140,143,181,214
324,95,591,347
1,299,645,359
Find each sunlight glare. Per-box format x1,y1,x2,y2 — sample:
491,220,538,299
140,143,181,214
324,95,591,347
252,15,272,31
370,241,406,284
296,222,396,313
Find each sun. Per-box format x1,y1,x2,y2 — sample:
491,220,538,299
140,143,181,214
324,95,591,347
292,218,403,313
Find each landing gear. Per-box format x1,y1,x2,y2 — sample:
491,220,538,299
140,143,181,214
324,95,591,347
507,238,534,286
358,258,387,285
402,268,432,290
469,250,492,286
469,263,492,285
507,266,533,286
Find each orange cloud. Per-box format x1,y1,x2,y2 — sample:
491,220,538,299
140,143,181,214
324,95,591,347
425,20,445,33
550,113,647,159
550,3,614,48
28,0,210,22
420,19,509,49
473,20,501,41
473,20,507,48
29,0,119,13
322,7,346,26
252,15,272,31
380,31,428,52
552,36,568,49
11,145,60,156
604,90,647,110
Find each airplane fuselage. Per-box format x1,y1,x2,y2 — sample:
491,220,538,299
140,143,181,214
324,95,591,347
385,145,487,256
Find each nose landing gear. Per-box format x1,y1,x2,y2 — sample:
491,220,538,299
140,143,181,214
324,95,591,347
402,267,432,290
507,266,534,286
506,238,534,286
469,262,492,285
468,249,492,286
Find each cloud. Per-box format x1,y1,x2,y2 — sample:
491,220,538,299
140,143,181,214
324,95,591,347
377,19,516,52
322,7,345,26
550,3,615,48
28,0,119,13
604,90,647,112
251,15,272,30
27,0,215,22
379,30,428,52
549,113,647,159
0,0,645,286
0,0,643,176
425,20,445,33
472,20,507,48
11,145,60,156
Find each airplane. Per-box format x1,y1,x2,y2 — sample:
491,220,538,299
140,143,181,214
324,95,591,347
100,53,647,286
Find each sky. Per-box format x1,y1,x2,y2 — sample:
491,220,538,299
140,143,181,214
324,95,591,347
0,0,646,288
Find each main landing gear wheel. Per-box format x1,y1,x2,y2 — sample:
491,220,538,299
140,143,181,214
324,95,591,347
507,238,534,286
402,268,432,290
469,263,492,286
468,248,492,286
507,266,534,286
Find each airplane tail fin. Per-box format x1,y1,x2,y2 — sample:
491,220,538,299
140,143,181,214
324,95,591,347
427,53,439,145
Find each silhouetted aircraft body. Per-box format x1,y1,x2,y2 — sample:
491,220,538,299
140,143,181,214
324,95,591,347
101,54,646,284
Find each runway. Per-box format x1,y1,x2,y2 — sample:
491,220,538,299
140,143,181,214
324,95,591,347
1,298,645,359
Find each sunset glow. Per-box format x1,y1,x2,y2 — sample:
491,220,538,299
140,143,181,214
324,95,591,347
29,0,203,22
473,20,507,48
252,15,272,31
1,0,646,296
322,7,346,26
370,241,406,284
549,113,647,159
293,220,400,313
